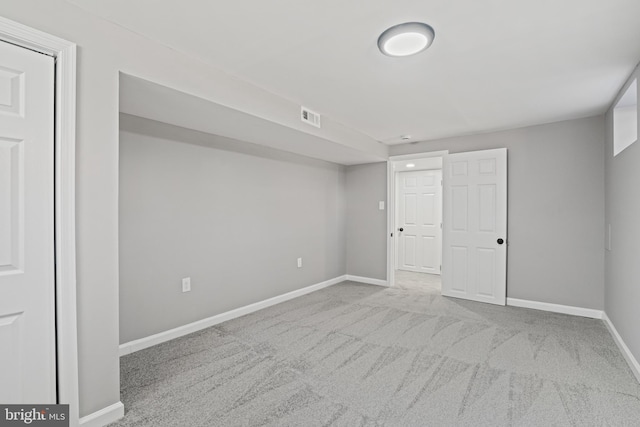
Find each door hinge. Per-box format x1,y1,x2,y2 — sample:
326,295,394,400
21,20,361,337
440,223,442,229
440,265,442,271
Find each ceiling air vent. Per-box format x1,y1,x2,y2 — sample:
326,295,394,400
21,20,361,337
301,106,321,128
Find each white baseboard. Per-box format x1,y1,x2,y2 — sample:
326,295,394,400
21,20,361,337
602,312,640,384
119,275,347,356
346,275,389,287
506,298,603,319
79,402,124,427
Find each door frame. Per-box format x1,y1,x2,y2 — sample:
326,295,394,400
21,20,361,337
387,151,448,288
0,16,78,425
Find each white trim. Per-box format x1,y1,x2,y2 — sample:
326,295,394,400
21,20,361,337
79,402,124,427
506,298,603,319
602,312,640,384
0,17,78,426
345,275,389,287
53,34,79,425
120,275,347,356
388,151,449,161
387,150,449,288
387,160,394,287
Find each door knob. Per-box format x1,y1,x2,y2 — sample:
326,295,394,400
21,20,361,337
497,238,504,245
399,227,404,232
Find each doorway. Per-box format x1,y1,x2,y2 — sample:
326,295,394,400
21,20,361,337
0,16,78,419
388,151,447,292
388,149,508,306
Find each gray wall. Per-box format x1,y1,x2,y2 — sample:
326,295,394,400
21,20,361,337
119,114,346,343
390,116,605,309
345,163,387,280
605,64,640,364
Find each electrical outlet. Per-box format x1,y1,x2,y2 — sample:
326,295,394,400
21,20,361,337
182,277,191,293
297,258,302,268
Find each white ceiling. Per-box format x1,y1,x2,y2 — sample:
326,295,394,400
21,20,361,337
71,0,640,145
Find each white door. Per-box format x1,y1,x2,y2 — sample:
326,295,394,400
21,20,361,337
442,149,507,305
397,169,442,274
0,41,56,403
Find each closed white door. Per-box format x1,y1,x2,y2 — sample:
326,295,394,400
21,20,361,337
0,41,56,403
442,149,507,305
397,169,442,274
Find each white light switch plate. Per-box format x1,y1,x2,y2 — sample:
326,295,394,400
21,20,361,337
182,277,191,292
379,201,385,210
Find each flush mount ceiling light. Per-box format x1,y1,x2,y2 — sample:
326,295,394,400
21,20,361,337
378,22,435,57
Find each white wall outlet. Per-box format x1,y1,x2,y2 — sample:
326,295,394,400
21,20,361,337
379,201,385,210
182,277,191,293
297,258,303,268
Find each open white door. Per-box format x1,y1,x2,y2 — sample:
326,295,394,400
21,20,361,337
397,169,442,274
442,149,507,305
0,41,56,402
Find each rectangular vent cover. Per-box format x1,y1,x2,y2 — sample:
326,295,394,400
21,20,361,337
301,106,321,128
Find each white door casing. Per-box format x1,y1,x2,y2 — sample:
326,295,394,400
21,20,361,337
442,148,507,305
397,169,442,275
0,40,56,403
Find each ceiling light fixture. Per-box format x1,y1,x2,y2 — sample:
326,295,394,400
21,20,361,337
378,22,435,57
406,163,416,168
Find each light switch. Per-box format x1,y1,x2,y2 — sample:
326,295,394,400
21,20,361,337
379,201,385,210
182,277,191,293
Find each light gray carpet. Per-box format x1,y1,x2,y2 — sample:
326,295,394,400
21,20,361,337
112,277,640,426
394,270,442,293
